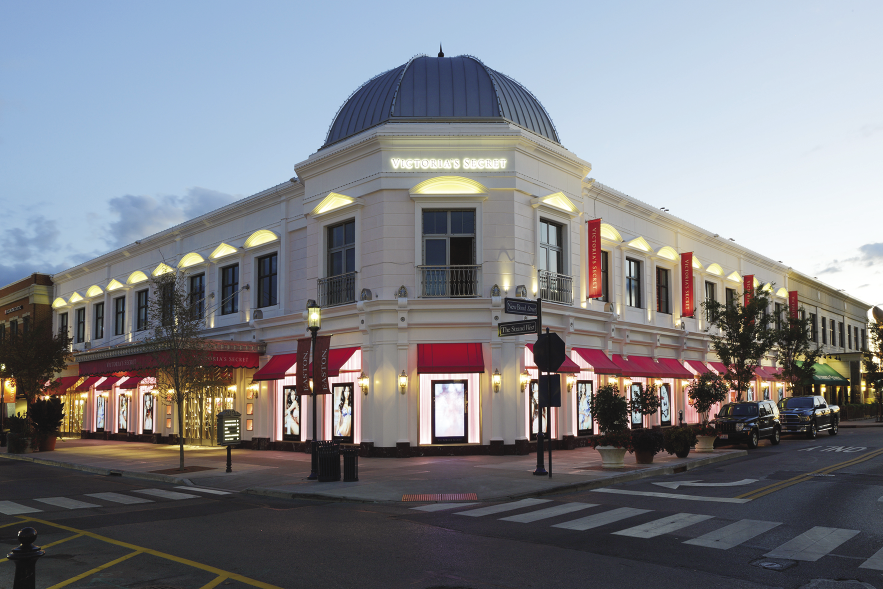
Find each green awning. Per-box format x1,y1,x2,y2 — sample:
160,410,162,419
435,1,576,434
796,361,850,386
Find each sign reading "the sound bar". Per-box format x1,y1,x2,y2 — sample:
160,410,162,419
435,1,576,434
498,319,538,337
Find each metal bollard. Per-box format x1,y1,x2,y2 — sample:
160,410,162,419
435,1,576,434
7,527,45,589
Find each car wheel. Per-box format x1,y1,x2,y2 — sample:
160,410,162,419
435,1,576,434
828,420,838,436
770,427,781,445
806,422,817,439
747,429,759,449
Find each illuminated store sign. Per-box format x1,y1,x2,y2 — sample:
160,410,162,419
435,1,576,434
391,157,507,170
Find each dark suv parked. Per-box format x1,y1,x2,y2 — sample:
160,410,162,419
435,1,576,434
713,400,781,449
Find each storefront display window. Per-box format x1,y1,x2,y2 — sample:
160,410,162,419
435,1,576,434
630,383,643,428
143,393,155,434
576,380,593,436
332,383,354,443
747,384,756,401
762,383,770,400
118,394,129,433
529,380,548,441
282,385,301,441
432,380,468,444
96,395,106,432
660,383,672,426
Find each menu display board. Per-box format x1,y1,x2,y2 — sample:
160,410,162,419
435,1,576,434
217,410,242,446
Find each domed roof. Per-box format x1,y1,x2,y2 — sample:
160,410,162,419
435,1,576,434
323,54,560,148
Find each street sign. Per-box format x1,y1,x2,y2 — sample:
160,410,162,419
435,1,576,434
504,298,539,316
498,319,538,337
217,409,242,446
533,332,566,372
538,375,561,407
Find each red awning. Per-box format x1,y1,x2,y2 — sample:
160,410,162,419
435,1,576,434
572,348,622,375
74,376,103,392
47,376,80,396
611,354,655,378
657,358,694,379
79,348,260,376
417,343,485,374
309,347,360,378
685,360,712,375
627,355,672,378
117,377,143,389
755,366,781,380
252,353,298,382
708,362,729,374
96,377,121,391
525,344,580,373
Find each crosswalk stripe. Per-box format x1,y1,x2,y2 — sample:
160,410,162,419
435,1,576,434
613,513,714,538
85,492,154,505
132,489,199,500
683,519,781,549
175,486,231,495
411,503,478,512
34,497,101,510
500,503,597,523
859,545,883,570
455,498,551,517
0,501,42,516
552,507,650,531
764,526,859,561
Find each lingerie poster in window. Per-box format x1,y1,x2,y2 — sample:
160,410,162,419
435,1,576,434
660,383,672,427
332,383,354,443
631,383,644,428
143,394,154,434
762,383,771,400
529,380,548,441
576,380,593,436
118,394,129,433
96,395,106,432
776,384,785,401
432,380,468,444
282,385,301,441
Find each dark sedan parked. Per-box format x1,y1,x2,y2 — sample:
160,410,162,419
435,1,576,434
713,400,782,449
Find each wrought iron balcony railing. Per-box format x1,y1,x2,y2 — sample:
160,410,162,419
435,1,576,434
538,270,573,305
418,265,481,298
318,272,357,307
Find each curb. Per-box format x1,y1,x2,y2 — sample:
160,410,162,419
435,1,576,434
840,423,883,428
0,453,191,486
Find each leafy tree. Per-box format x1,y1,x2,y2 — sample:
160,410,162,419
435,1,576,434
628,382,661,423
685,372,730,423
864,320,883,420
589,383,629,434
775,306,823,396
703,285,778,401
0,318,72,405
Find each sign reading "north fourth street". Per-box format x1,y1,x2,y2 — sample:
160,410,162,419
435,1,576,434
498,319,538,337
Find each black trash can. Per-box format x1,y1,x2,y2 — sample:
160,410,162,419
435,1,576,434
317,441,341,482
343,447,359,482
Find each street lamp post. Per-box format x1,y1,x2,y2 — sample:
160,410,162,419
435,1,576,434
307,301,321,481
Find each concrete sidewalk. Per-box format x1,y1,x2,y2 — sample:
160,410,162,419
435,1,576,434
1,439,746,503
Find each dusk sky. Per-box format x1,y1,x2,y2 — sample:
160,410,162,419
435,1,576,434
2,1,881,305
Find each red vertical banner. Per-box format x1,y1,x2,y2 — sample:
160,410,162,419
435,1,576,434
587,219,603,299
743,275,754,307
681,252,694,317
789,290,799,319
296,337,312,396
314,335,332,395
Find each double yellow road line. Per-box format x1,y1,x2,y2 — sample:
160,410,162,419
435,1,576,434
737,447,883,501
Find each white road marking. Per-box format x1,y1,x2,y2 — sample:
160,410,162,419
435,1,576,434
654,479,757,489
411,503,478,512
174,486,231,495
552,507,650,531
764,526,860,561
683,519,781,549
85,492,154,505
0,501,42,515
132,488,199,500
613,513,713,538
500,503,596,523
455,498,551,517
34,497,101,510
591,488,751,504
859,545,883,570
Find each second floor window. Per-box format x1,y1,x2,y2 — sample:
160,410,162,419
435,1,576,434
596,250,609,302
848,324,852,349
23,317,29,334
539,220,563,274
656,267,670,314
862,328,867,351
75,308,86,343
136,290,148,331
626,258,642,308
328,220,355,277
189,274,205,320
0,323,4,342
821,317,827,344
221,264,239,315
257,254,278,308
838,322,844,348
94,302,104,340
59,312,68,337
774,302,782,330
725,288,737,308
114,297,125,336
705,281,716,321
422,210,475,266
810,313,817,342
854,326,859,352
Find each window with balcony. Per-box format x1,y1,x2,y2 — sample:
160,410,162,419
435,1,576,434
320,220,356,306
538,219,571,304
256,254,277,308
189,274,205,319
656,267,670,314
94,302,104,340
220,264,239,315
136,290,148,331
626,258,642,308
420,210,478,297
75,308,86,343
114,297,125,336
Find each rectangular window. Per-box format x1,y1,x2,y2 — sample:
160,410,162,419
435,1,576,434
539,220,564,274
774,302,782,330
114,297,125,336
221,264,239,315
848,324,852,349
160,284,173,327
94,302,104,340
705,281,716,320
189,274,205,320
22,316,29,334
256,254,278,308
0,323,4,342
810,313,817,342
862,328,867,351
327,220,355,277
725,288,737,308
75,308,86,343
10,320,17,334
830,319,836,347
59,312,68,337
136,290,148,331
597,250,609,302
821,317,827,344
854,326,860,352
625,258,642,308
656,267,670,314
838,322,844,348
422,210,476,265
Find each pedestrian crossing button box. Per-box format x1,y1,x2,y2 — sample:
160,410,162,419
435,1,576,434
217,410,242,446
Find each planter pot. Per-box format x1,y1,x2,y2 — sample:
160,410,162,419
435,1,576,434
38,435,58,452
674,446,690,459
7,433,34,454
596,445,627,468
695,435,716,453
634,449,656,464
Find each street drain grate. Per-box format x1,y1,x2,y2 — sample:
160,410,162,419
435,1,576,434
750,558,796,571
402,493,478,502
809,473,835,477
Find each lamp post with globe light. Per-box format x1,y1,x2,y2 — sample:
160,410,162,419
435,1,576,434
307,301,321,480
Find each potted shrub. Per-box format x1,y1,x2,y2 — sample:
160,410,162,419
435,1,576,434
29,397,65,451
685,372,730,453
589,383,631,468
663,426,697,458
6,413,34,454
631,428,664,464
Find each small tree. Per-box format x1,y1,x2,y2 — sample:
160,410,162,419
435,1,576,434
703,285,778,401
589,383,629,434
628,382,661,424
685,372,729,423
775,306,823,397
0,318,72,405
863,320,883,419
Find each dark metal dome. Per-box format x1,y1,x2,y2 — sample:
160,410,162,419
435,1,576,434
323,55,560,148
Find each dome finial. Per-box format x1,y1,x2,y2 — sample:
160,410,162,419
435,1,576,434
438,44,444,58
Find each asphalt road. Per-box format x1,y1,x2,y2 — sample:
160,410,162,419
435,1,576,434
2,428,882,589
